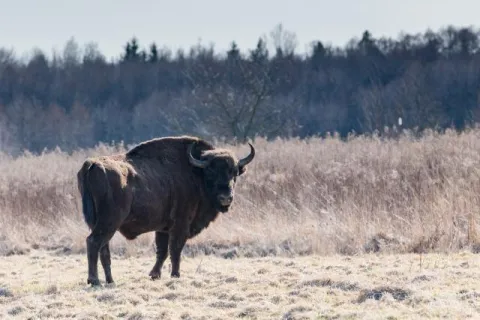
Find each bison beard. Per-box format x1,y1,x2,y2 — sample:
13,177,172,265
77,135,255,286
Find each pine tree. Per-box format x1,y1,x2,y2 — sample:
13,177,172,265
249,38,269,65
227,41,240,61
122,37,141,62
149,43,159,63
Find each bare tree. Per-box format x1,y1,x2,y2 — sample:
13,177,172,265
62,37,81,67
269,23,298,56
185,46,301,143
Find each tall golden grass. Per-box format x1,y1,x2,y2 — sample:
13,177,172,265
1,128,480,258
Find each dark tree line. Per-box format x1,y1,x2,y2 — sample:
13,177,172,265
1,24,480,153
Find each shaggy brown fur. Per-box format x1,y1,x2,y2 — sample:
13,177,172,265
77,135,255,286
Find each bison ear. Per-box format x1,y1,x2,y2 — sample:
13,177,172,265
238,165,247,176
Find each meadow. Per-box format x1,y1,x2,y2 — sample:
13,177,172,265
2,129,480,318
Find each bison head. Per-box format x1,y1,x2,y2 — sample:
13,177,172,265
188,142,255,212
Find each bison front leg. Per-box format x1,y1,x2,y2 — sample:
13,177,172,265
168,226,188,278
149,232,169,280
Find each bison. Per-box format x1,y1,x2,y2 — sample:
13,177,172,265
77,135,255,286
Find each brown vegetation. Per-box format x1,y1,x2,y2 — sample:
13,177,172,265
1,128,480,258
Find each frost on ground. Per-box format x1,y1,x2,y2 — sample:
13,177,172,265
1,250,480,319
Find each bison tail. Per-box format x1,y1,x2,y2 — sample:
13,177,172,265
79,162,109,229
82,176,96,229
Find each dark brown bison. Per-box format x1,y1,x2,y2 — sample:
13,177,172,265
77,135,255,286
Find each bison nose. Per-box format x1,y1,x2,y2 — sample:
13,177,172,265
218,194,233,206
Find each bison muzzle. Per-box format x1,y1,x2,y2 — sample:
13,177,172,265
77,135,255,286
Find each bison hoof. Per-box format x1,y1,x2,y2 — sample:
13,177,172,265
87,278,101,286
149,270,161,280
171,272,180,278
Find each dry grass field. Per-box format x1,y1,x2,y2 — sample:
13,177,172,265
2,251,480,319
2,129,480,318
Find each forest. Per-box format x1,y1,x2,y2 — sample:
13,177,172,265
0,23,479,153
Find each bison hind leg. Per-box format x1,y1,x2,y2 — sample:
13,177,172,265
100,243,114,284
86,228,117,286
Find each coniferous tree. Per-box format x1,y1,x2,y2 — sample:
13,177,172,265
149,43,159,63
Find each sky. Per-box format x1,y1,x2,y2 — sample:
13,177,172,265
1,0,479,60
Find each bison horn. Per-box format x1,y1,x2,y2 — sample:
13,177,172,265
188,143,209,168
238,142,255,168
